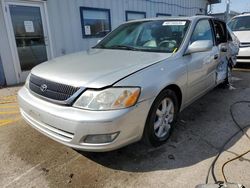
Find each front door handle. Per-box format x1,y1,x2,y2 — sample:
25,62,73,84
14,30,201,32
214,54,219,60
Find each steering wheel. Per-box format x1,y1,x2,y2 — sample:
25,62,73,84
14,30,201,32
158,40,177,48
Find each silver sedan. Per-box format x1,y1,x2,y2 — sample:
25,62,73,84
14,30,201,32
18,16,238,152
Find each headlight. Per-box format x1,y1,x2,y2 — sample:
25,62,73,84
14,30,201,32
73,87,141,110
25,73,31,88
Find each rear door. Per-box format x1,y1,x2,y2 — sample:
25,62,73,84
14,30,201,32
227,28,239,66
186,19,219,102
213,19,228,48
212,19,229,84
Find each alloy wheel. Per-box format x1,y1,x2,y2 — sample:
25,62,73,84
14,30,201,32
154,97,174,138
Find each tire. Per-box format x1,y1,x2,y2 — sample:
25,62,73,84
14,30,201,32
143,89,179,147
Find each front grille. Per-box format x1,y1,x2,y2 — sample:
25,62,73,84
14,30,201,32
240,43,250,47
29,74,80,102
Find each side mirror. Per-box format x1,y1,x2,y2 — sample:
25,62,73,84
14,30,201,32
185,40,213,55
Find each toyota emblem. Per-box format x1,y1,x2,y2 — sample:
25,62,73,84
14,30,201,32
40,84,48,92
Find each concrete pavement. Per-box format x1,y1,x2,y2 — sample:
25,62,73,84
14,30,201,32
0,70,249,188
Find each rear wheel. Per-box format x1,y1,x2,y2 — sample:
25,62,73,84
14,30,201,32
143,89,179,147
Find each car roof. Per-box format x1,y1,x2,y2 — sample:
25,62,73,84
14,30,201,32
126,15,214,23
232,13,250,18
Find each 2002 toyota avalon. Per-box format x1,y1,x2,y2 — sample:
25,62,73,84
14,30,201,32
18,16,238,152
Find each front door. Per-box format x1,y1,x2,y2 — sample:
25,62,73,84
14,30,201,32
186,19,217,102
4,1,52,82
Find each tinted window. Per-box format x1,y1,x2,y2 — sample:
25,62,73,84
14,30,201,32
191,20,213,43
156,13,171,17
126,11,146,21
228,16,250,31
214,20,227,44
80,7,111,38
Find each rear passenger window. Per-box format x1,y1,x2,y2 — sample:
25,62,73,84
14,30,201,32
214,21,227,44
191,20,213,44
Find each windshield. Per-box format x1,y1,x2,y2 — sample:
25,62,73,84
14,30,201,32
94,20,190,53
228,16,250,31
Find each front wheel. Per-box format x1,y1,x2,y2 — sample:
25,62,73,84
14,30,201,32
143,89,179,147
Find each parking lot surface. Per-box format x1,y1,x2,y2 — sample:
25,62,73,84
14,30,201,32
0,70,250,188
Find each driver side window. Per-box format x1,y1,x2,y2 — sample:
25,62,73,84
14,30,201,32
191,19,213,44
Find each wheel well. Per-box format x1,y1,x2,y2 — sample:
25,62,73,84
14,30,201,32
164,84,182,111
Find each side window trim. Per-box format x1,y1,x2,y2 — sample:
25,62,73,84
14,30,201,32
209,19,216,46
227,28,233,41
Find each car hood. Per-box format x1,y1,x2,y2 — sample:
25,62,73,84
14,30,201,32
233,31,250,43
32,49,171,88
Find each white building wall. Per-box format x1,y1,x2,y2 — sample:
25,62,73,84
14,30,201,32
0,0,209,85
46,0,209,57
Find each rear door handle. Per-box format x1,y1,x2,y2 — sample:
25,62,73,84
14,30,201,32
214,54,219,60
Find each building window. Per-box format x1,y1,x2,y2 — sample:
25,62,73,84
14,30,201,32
156,13,171,17
80,7,111,38
125,11,146,21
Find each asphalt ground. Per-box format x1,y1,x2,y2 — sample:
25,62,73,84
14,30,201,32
0,68,250,188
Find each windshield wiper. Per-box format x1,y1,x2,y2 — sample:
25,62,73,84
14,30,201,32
93,44,106,49
107,45,139,51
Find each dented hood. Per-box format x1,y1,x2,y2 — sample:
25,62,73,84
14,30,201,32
32,49,171,88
